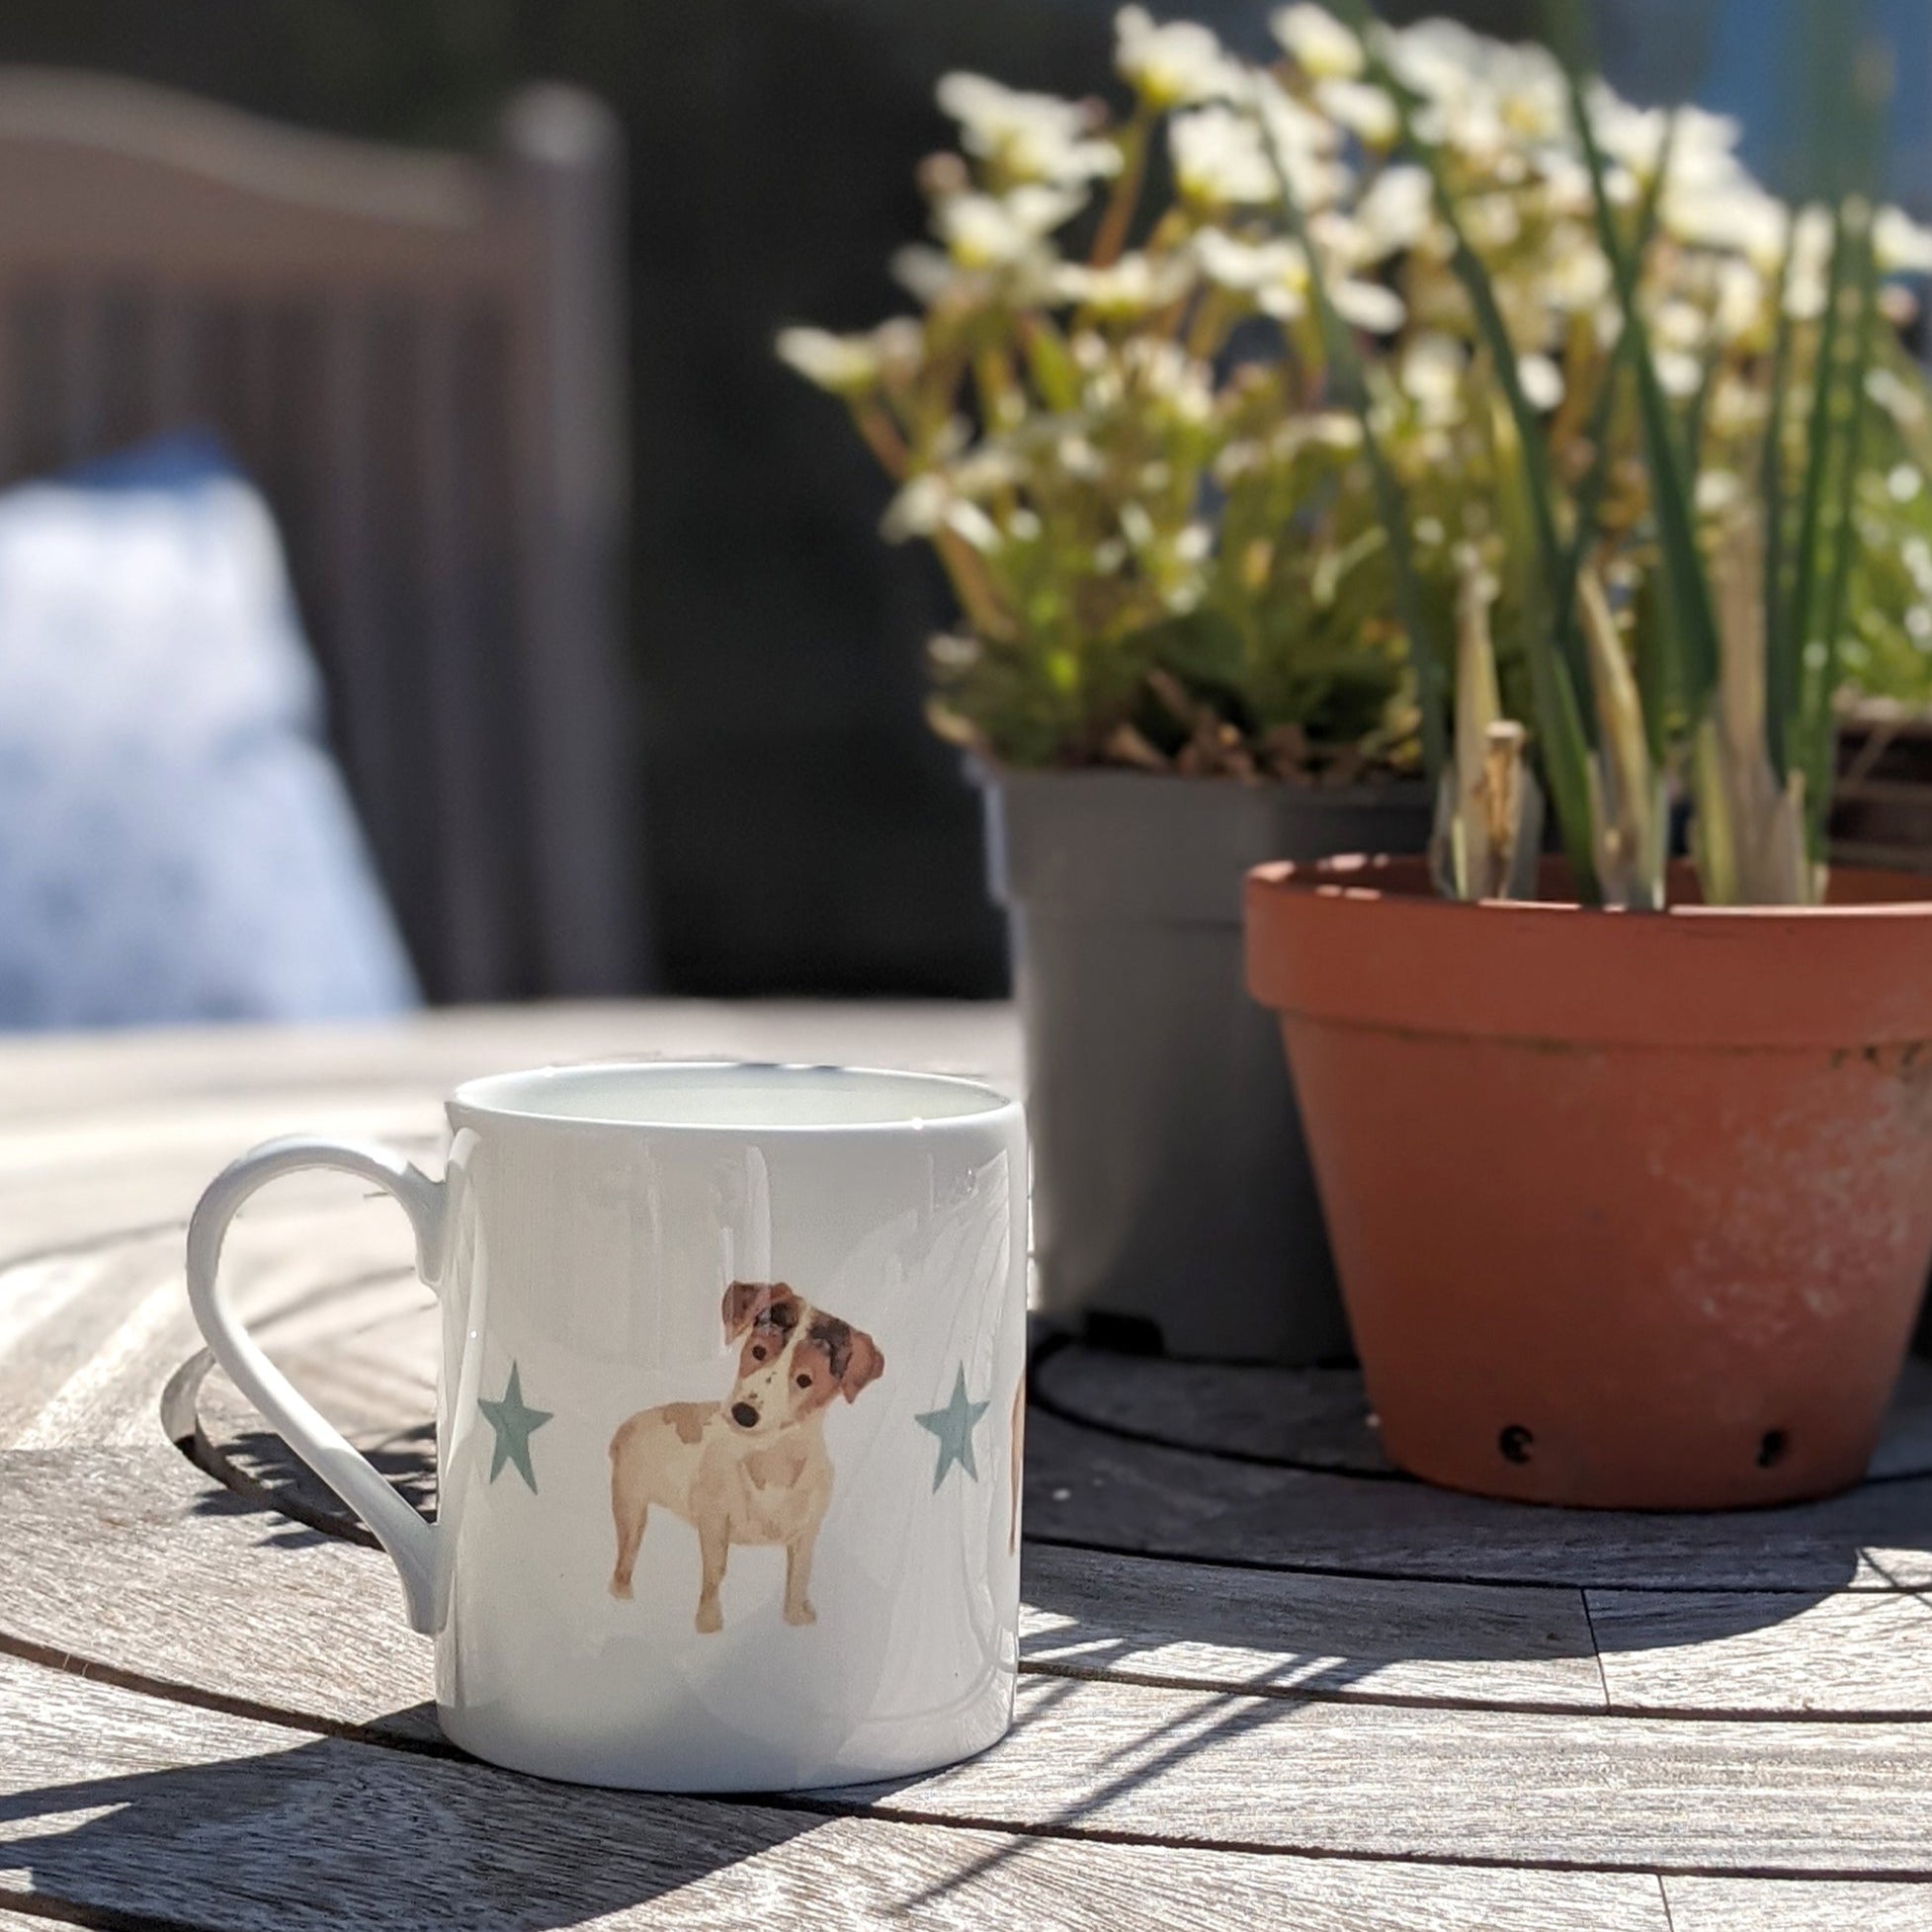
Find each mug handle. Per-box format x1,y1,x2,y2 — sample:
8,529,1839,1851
186,1134,448,1633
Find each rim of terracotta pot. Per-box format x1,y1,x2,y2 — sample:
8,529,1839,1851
1246,853,1932,1050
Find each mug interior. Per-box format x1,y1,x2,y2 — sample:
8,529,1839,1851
450,1060,1015,1131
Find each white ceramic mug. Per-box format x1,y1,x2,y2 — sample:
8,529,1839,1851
185,1060,1029,1791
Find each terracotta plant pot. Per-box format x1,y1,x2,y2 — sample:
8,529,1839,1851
1245,853,1932,1509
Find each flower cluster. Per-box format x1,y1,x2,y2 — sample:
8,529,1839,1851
778,4,1932,780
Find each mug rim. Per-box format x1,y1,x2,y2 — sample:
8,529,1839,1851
447,1058,1022,1135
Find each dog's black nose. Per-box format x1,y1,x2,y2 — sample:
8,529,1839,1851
730,1401,759,1428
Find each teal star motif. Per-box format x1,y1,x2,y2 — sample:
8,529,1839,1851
476,1362,551,1493
914,1367,991,1491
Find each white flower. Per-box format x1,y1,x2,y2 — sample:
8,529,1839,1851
1651,297,1708,354
1382,16,1487,105
1254,74,1353,210
1400,332,1465,420
935,73,1121,187
1587,88,1743,199
1663,174,1787,267
1462,192,1522,252
1056,431,1106,479
1543,222,1610,309
1055,249,1195,315
935,186,1083,268
1120,337,1216,423
949,446,1029,496
1712,256,1767,344
775,326,886,394
1330,277,1405,333
891,244,958,304
1115,7,1246,110
1355,164,1434,258
1170,105,1278,208
1695,469,1744,517
1784,205,1835,319
882,472,1000,549
1271,4,1364,80
1315,77,1397,147
1518,352,1564,411
1192,227,1308,317
1385,18,1563,157
1654,349,1704,400
1876,206,1932,276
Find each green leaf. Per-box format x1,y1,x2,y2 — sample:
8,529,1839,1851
1761,229,1800,774
1563,63,1722,725
1324,0,1596,895
1554,116,1677,648
1805,210,1880,850
1787,204,1851,750
1256,84,1447,783
1134,607,1248,689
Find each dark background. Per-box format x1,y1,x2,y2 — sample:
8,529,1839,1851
2,0,1923,996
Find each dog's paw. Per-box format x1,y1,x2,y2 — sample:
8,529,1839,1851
695,1599,722,1635
609,1575,633,1601
784,1600,817,1627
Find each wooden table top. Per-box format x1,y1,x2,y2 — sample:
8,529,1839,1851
3,1001,1932,1931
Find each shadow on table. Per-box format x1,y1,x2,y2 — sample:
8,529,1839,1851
183,1423,437,1553
0,1730,826,1929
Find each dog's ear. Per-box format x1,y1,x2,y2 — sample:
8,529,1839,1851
838,1326,885,1402
721,1281,796,1339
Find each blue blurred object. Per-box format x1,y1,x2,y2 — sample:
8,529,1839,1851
0,431,420,1027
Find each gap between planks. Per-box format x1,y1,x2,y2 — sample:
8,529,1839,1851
4,1637,1931,1894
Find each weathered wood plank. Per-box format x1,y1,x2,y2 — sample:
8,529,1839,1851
186,1330,1932,1602
1,1448,1606,1727
1664,1878,1932,1930
0,1652,1672,1932
7,1454,1932,1877
0,1002,1022,1127
1590,1588,1932,1718
0,1449,432,1733
858,1674,1932,1875
1022,1543,1606,1710
1026,1408,1932,1592
96,1417,1932,1730
0,1199,430,1452
0,1233,184,1447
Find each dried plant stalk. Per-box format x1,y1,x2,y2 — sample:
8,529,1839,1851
1697,512,1821,906
1577,568,1665,911
1431,552,1543,901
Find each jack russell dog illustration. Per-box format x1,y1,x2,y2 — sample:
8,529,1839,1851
608,1281,885,1632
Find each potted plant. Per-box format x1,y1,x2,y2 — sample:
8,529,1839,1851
1245,4,1932,1504
777,5,1931,1366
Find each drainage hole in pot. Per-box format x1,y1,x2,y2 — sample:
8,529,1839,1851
1757,1428,1789,1469
1498,1425,1534,1465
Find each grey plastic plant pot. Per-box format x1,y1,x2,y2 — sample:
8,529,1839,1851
981,766,1432,1365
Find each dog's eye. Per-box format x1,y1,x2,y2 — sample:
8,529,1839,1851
751,1345,767,1362
795,1373,812,1388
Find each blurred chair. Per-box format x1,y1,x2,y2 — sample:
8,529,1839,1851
0,69,643,1001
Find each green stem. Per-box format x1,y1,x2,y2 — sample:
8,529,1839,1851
1787,203,1851,737
1762,226,1799,773
1553,114,1678,651
1564,62,1722,722
1090,108,1151,270
1258,96,1448,783
1806,210,1879,850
